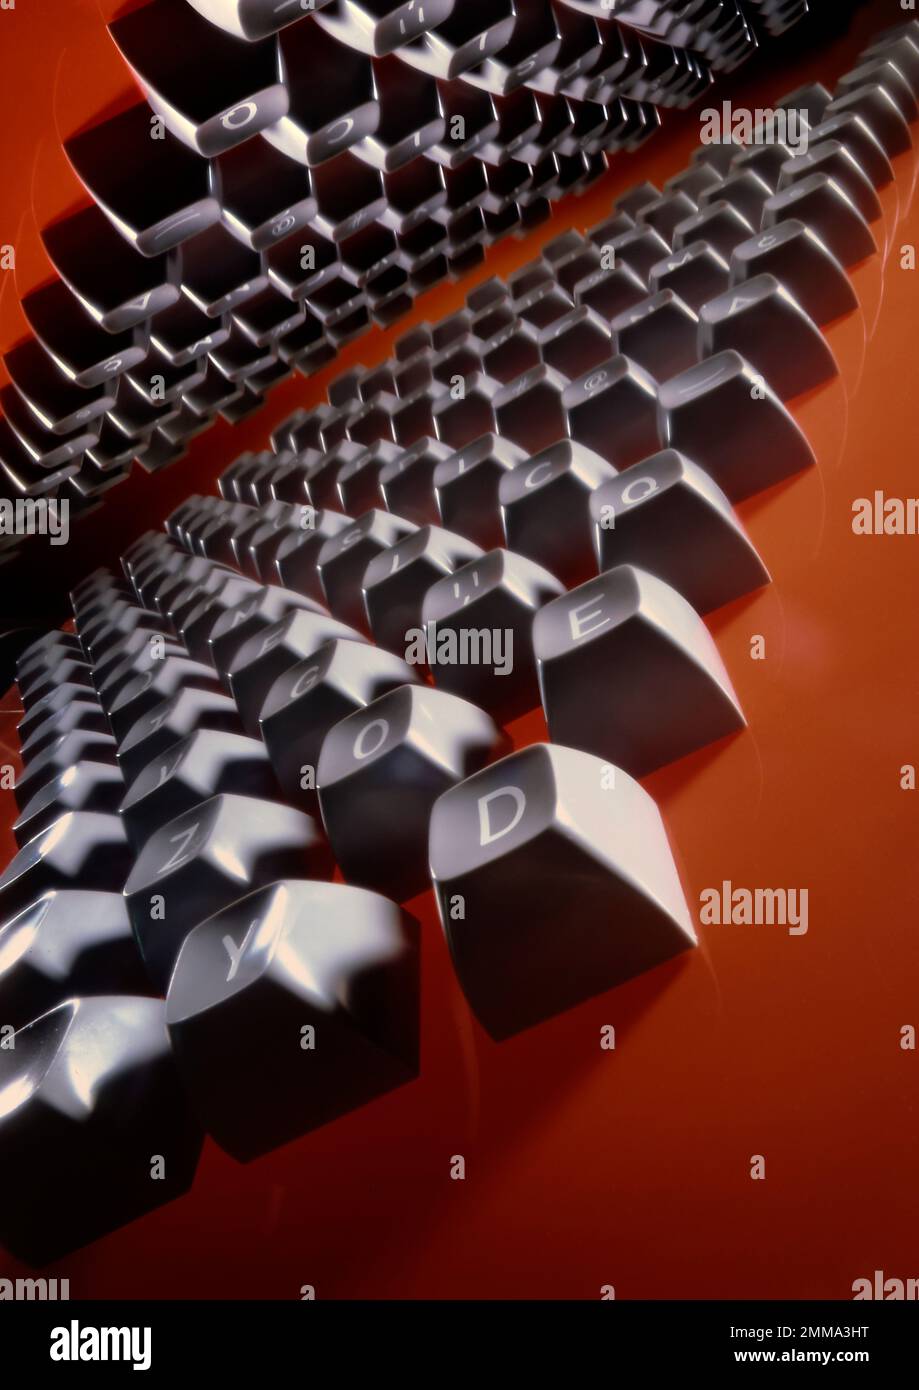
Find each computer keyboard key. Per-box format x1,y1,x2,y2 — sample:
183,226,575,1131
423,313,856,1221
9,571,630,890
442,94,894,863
18,655,94,705
698,274,838,402
214,137,317,251
429,742,695,1039
268,20,379,166
836,57,919,125
97,635,187,708
649,241,730,314
0,812,133,923
150,295,232,367
317,510,418,633
610,289,699,383
317,684,507,900
65,104,221,256
362,525,483,652
117,688,244,784
166,879,419,1161
120,729,277,848
19,700,109,760
124,793,332,991
823,85,912,159
0,996,202,1265
182,226,269,321
729,221,857,326
108,657,225,741
563,355,660,468
14,731,119,813
590,449,770,614
536,305,613,378
534,565,745,777
0,889,149,1031
4,336,109,438
13,763,127,848
432,371,501,450
15,630,85,680
209,584,330,676
672,199,754,261
777,142,882,224
420,548,563,720
186,0,334,42
658,350,816,501
110,0,289,158
492,365,569,454
260,637,418,804
378,437,450,525
808,111,893,190
22,281,148,391
398,0,514,82
42,204,182,333
273,509,355,602
17,683,107,745
230,501,299,577
227,607,367,732
498,440,614,588
434,434,526,550
0,420,80,498
307,441,370,510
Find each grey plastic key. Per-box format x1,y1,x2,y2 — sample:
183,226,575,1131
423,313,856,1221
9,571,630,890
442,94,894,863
534,563,744,777
429,742,695,1039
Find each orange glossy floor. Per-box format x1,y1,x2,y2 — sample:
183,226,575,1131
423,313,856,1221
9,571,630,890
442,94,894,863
1,1,918,1299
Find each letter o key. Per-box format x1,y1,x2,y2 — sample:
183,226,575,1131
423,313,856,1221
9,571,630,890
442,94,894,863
221,102,259,131
353,719,388,761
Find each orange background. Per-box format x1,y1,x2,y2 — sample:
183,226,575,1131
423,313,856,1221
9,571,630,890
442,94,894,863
1,0,918,1299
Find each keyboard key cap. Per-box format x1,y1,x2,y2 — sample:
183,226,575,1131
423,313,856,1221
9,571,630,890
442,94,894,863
13,763,126,847
610,289,699,382
563,354,660,468
181,225,268,317
120,729,277,848
186,0,334,42
22,280,148,390
259,637,417,803
42,204,181,332
14,728,118,811
65,104,221,255
421,548,563,720
110,0,289,157
0,996,202,1264
698,274,838,401
108,657,225,740
492,364,569,453
117,686,244,783
362,524,483,652
499,440,614,587
267,19,379,165
0,891,148,1032
124,792,332,990
208,583,329,675
729,220,857,326
166,879,419,1160
0,812,133,922
657,350,815,501
434,433,525,549
317,684,507,899
227,606,367,732
590,449,770,613
777,141,882,224
429,742,695,1038
317,509,418,632
534,564,745,777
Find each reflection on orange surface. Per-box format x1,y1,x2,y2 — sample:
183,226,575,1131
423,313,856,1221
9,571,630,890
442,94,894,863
1,0,918,1299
